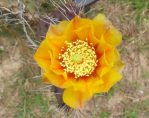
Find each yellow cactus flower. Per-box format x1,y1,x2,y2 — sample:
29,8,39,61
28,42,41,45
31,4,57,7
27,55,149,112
34,14,124,109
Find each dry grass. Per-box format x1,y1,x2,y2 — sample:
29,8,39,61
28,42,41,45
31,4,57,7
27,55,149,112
0,0,149,118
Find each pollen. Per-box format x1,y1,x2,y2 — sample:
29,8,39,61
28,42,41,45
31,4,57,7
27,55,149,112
59,40,97,78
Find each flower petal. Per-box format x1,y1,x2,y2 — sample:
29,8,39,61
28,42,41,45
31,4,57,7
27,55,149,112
71,16,92,30
48,50,62,72
93,14,122,46
47,36,66,58
95,65,112,78
45,21,72,59
93,13,110,39
44,71,67,88
48,50,71,82
63,87,93,109
65,16,92,40
95,35,113,56
74,25,92,41
95,69,122,93
46,21,69,38
74,25,99,46
99,48,120,66
34,39,51,71
44,69,74,89
103,26,122,46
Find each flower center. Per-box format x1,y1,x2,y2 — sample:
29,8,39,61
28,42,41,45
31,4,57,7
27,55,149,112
72,54,83,64
59,40,98,78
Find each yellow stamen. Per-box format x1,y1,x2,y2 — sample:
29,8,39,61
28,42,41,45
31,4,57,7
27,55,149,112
59,40,97,78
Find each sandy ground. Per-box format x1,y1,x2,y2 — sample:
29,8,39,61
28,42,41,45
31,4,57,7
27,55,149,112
0,37,22,117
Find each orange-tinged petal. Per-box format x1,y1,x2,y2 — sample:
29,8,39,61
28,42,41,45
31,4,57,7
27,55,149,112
74,25,99,46
74,25,92,41
34,39,51,71
68,77,103,93
99,48,120,66
46,21,69,38
87,75,104,94
103,26,122,46
45,21,72,59
44,71,67,88
48,50,62,71
96,35,113,56
44,70,74,89
63,87,93,109
95,65,112,78
65,16,92,40
48,50,70,82
46,36,66,58
71,16,92,30
95,69,122,93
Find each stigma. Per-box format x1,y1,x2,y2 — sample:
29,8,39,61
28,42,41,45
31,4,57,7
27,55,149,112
59,40,97,78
